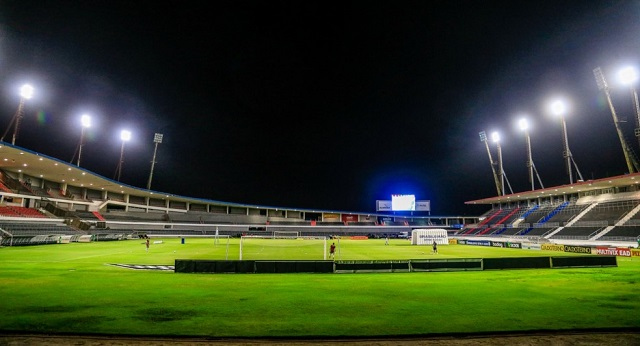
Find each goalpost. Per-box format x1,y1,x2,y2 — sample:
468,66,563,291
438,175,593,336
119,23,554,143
240,235,327,260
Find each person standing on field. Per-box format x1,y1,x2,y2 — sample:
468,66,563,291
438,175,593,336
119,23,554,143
432,240,438,254
146,238,150,252
330,242,336,259
385,236,389,246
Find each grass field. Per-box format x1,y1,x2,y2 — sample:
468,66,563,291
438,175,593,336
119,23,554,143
0,238,638,338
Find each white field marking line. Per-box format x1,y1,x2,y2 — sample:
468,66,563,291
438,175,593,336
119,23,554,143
56,250,134,262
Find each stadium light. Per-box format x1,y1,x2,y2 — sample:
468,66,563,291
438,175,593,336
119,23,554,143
1,84,35,145
519,117,544,191
115,130,132,181
594,66,640,174
479,131,502,196
147,133,164,190
75,114,92,167
619,66,640,153
550,99,583,184
490,131,512,195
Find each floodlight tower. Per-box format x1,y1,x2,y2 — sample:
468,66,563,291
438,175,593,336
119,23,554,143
491,131,513,196
618,66,640,150
146,133,163,190
593,67,640,173
75,114,91,167
550,100,584,184
1,84,34,145
115,130,131,181
519,118,544,191
479,131,502,196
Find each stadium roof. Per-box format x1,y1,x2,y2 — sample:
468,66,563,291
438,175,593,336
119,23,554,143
465,172,640,205
0,142,463,218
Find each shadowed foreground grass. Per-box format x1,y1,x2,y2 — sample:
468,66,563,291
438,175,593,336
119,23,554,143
0,239,638,337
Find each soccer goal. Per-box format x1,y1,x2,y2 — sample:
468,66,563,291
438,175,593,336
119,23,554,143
240,235,327,260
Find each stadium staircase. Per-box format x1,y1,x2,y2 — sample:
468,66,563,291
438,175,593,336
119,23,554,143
521,202,568,236
0,181,12,193
590,202,640,240
92,211,106,221
479,208,520,236
461,209,502,235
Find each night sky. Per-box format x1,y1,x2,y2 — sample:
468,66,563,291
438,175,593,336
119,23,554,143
1,1,639,215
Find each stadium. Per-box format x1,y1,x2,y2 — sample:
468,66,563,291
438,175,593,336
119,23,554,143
1,88,640,344
2,3,640,346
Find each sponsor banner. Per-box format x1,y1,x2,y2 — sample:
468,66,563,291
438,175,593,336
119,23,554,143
522,243,541,250
448,239,458,245
596,247,631,257
349,236,368,240
491,241,506,248
457,239,467,245
416,200,431,211
376,200,392,212
323,213,340,221
341,214,358,222
467,240,491,246
541,243,565,252
412,229,448,245
563,245,593,254
632,249,640,257
507,242,522,249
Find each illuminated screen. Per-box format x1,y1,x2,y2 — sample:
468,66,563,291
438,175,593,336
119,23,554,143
391,194,415,211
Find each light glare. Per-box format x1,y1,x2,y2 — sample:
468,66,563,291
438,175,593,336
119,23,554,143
120,130,131,141
550,100,566,116
491,131,500,143
518,118,529,131
618,66,638,86
20,84,34,99
81,114,91,128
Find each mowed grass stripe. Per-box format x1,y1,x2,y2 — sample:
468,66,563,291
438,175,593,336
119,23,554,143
0,238,638,337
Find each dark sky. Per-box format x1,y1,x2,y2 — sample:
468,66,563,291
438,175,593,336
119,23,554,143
0,1,639,215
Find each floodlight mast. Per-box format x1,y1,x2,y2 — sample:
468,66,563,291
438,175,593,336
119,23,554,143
115,130,131,181
519,118,544,191
593,67,640,173
479,131,502,196
491,131,513,196
146,133,163,190
551,100,584,184
1,84,34,145
618,67,640,151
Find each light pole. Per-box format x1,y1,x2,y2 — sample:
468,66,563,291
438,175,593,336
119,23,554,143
593,67,639,173
492,132,505,195
519,117,544,191
147,133,163,190
115,130,131,181
76,114,91,167
618,66,640,150
479,131,502,196
550,100,583,184
1,84,34,145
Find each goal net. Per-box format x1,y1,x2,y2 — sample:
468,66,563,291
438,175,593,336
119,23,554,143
272,230,300,238
240,235,327,260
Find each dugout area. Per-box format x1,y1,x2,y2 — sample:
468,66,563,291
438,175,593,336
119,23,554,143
175,255,617,273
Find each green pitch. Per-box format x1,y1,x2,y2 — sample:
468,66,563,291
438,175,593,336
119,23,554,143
0,238,638,338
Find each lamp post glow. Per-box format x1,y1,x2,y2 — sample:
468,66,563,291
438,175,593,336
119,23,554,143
146,133,163,190
1,84,34,145
76,114,91,167
619,66,640,150
550,99,583,184
115,130,131,181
